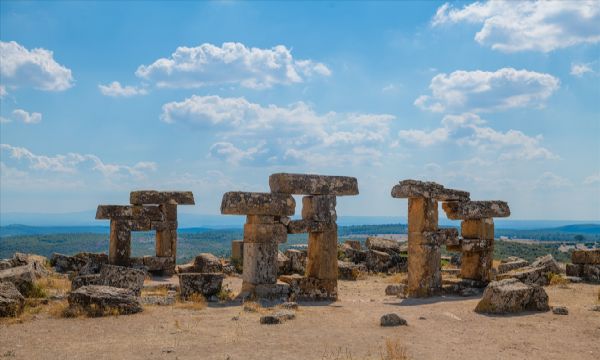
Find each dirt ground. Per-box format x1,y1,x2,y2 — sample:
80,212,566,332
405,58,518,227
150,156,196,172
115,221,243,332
1,276,599,360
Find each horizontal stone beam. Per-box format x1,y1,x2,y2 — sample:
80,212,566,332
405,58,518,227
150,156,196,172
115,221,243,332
391,179,469,201
442,201,510,220
95,205,163,221
287,219,337,234
130,190,195,205
411,228,458,246
269,173,359,196
221,192,295,216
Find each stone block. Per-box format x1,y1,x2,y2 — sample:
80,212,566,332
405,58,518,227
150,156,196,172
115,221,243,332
443,201,510,220
243,223,287,243
98,264,145,296
0,281,25,317
285,249,307,274
0,265,39,297
461,238,493,253
178,273,224,299
565,263,583,277
95,205,163,221
143,256,175,272
365,249,391,272
231,240,244,262
460,246,494,282
243,242,278,285
498,260,529,274
130,190,195,205
156,229,177,258
301,195,337,222
68,285,142,315
583,264,600,283
269,173,359,195
221,192,295,216
338,261,366,280
71,274,101,291
287,219,336,234
279,274,337,301
251,283,291,302
461,218,494,240
407,235,441,298
474,279,549,314
306,228,339,281
109,220,131,266
150,221,178,231
408,197,438,233
572,249,600,265
365,237,405,254
193,253,223,273
391,179,469,201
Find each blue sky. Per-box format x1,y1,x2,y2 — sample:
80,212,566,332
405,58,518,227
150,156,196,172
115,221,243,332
1,0,599,221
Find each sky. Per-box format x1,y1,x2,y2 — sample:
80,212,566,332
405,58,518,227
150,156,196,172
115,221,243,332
0,0,599,221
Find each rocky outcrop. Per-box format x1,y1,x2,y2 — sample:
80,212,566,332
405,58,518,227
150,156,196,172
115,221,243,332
337,261,366,280
496,254,562,286
193,253,223,273
0,281,25,317
0,265,39,297
68,285,142,316
475,279,549,314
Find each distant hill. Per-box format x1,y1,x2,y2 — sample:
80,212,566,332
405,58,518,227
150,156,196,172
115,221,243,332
0,224,110,237
549,224,600,234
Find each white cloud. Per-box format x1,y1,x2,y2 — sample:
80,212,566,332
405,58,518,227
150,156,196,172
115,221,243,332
583,172,600,185
135,42,331,89
535,171,572,189
98,81,147,97
0,41,73,92
0,85,6,98
161,95,393,166
0,143,157,179
432,1,600,53
398,113,557,161
570,62,597,77
11,109,42,124
415,68,559,113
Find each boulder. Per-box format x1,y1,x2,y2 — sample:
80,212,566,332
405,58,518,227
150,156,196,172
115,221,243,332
474,279,549,314
498,260,529,274
385,284,406,296
366,250,391,272
178,273,225,300
71,274,101,291
338,261,366,280
98,264,145,296
0,265,39,297
260,310,296,324
0,281,25,317
68,285,142,316
285,249,307,274
380,313,407,327
193,253,223,273
366,237,405,255
552,306,568,315
496,254,562,286
277,251,291,275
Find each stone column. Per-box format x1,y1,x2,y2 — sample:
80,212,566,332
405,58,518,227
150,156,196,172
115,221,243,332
109,220,132,266
156,203,177,258
392,180,470,298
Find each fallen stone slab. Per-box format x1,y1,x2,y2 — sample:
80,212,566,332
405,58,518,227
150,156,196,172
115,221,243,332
380,313,407,327
474,279,549,314
260,310,296,325
99,264,145,296
178,273,225,300
442,201,510,220
0,281,25,317
583,264,600,283
221,192,295,216
130,190,195,205
498,260,529,274
531,254,562,274
572,249,600,265
338,261,366,280
366,237,406,254
391,179,469,201
141,295,176,306
0,265,39,297
269,173,359,195
95,205,163,220
193,253,223,273
71,274,101,291
68,285,142,316
566,263,583,277
251,283,291,302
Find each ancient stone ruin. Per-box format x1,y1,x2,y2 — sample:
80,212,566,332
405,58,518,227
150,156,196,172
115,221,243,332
566,249,600,282
221,173,358,300
391,179,510,297
95,190,195,273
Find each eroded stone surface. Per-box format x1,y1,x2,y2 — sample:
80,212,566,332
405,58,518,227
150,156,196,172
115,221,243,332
391,179,469,201
221,192,295,216
301,195,337,222
178,273,224,300
366,237,406,254
0,281,25,317
68,285,142,316
243,242,278,285
572,249,600,265
475,279,549,314
287,219,336,234
269,173,358,195
244,223,287,243
95,205,163,220
443,201,510,220
130,191,195,205
99,264,145,296
279,274,337,301
498,260,529,274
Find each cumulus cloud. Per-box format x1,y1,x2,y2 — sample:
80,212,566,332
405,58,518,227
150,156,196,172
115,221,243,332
98,81,147,97
535,171,572,189
432,1,600,53
0,85,6,98
398,113,557,161
0,143,156,179
135,42,331,89
583,172,600,185
0,41,73,92
570,62,597,77
415,68,559,113
11,109,42,124
161,95,393,166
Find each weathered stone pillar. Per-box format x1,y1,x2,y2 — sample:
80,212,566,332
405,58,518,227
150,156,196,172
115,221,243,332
221,191,295,299
392,180,469,297
443,200,510,284
231,240,244,263
109,220,132,266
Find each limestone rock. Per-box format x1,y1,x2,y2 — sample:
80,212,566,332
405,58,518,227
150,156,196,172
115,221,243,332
365,237,405,254
0,281,25,317
583,264,600,283
498,260,529,274
95,205,163,220
260,310,296,325
244,222,287,243
497,254,562,286
301,195,337,222
178,273,224,300
279,274,337,301
221,191,295,216
385,284,406,296
442,201,510,220
337,261,366,280
0,265,38,297
277,251,291,275
285,249,307,274
380,313,407,327
68,285,142,316
251,283,291,302
344,240,361,250
98,264,145,296
71,274,101,291
51,252,108,274
531,254,562,274
287,219,336,234
0,261,11,271
474,279,549,314
193,253,223,273
391,179,469,201
366,250,391,272
566,263,583,277
572,249,600,265
269,173,359,196
143,256,175,272
552,306,568,315
130,190,195,205
279,302,298,310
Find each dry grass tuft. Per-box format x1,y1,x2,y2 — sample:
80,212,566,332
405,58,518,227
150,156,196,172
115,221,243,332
141,286,169,297
175,293,207,311
380,339,410,360
242,301,265,313
385,273,407,284
548,273,570,288
35,275,71,297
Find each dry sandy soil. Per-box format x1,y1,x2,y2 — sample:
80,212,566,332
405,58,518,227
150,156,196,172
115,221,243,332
1,276,599,360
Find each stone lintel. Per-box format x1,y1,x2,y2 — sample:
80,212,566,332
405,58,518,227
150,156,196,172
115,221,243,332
95,205,163,221
130,190,195,205
443,201,510,220
287,219,337,234
221,192,295,216
269,173,359,196
150,221,178,231
391,179,469,201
